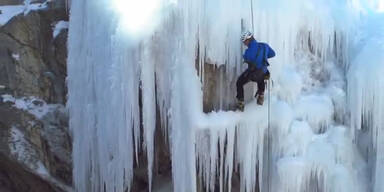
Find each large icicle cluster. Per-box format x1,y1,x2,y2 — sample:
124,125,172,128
348,13,384,192
67,0,381,191
68,1,140,191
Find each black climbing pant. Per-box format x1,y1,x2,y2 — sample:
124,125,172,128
236,68,269,101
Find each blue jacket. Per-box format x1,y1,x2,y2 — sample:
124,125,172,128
243,39,275,73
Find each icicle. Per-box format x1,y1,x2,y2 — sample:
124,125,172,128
141,41,156,191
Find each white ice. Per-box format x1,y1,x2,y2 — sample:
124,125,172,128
348,12,384,192
68,0,383,191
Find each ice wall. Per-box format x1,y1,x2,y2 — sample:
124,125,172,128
68,1,140,191
67,0,378,191
348,13,384,192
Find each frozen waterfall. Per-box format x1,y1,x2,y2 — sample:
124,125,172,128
67,0,384,191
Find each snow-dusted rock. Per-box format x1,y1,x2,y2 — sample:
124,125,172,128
0,2,67,103
0,95,72,191
0,0,71,191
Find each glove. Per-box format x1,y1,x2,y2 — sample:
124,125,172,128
264,73,270,80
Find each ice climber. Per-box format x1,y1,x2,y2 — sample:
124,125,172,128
236,31,275,111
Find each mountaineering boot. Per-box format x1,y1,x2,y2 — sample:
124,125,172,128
237,100,245,111
257,94,264,105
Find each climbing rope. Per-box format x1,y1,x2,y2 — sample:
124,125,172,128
267,78,271,192
250,0,255,31
249,2,271,190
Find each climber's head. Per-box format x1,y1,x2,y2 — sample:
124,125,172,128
241,31,254,46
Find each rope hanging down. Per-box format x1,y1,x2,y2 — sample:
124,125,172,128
267,78,271,192
250,0,255,31
249,3,271,190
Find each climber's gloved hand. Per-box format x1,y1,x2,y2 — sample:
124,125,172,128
264,73,270,80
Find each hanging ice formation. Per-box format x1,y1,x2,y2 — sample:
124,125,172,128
348,13,384,192
67,0,383,191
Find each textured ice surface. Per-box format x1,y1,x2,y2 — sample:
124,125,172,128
68,0,383,191
348,13,384,192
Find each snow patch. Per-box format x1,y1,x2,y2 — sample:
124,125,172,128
9,126,31,164
23,0,47,15
8,126,73,191
1,94,61,119
52,20,68,38
0,2,47,26
0,5,24,25
36,161,49,176
12,53,20,61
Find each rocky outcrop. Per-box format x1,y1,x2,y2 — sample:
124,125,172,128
0,1,68,103
0,153,61,192
0,96,72,191
0,0,23,6
198,63,238,112
0,0,71,191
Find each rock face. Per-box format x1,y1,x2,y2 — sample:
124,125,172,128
0,153,60,192
0,0,71,191
202,64,238,112
0,2,68,103
0,0,23,6
0,99,70,192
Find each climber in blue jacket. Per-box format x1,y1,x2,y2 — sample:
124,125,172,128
236,31,275,110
